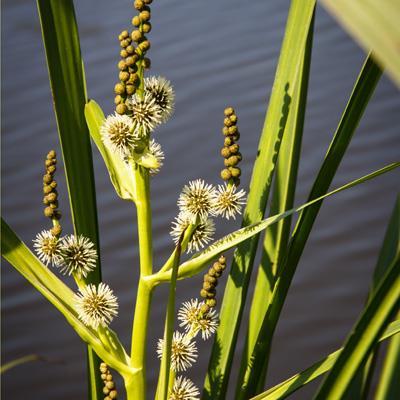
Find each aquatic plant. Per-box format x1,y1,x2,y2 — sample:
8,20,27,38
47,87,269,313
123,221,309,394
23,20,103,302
2,1,400,400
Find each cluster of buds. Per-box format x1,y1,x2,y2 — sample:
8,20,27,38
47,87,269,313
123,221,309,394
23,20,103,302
200,255,226,311
220,107,242,186
42,150,62,236
131,0,152,67
100,363,118,399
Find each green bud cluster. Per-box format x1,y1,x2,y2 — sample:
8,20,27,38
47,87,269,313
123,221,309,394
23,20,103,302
220,107,242,186
42,150,62,236
100,363,118,400
131,0,152,67
200,255,226,313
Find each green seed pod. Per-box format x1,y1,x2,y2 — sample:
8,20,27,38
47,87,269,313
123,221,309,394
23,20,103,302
101,373,107,380
227,155,240,166
222,126,230,136
228,125,238,135
220,147,231,158
105,381,115,390
43,196,50,205
134,0,145,10
106,374,113,381
120,49,128,58
200,289,208,298
229,167,241,178
50,181,57,189
208,267,217,277
220,168,232,180
213,263,223,273
223,158,231,167
118,60,127,70
51,225,62,237
142,22,151,33
206,298,217,308
49,202,58,209
139,40,150,51
126,45,135,55
47,165,56,174
229,144,239,154
128,73,140,85
224,117,233,127
125,56,136,67
224,107,234,116
218,255,226,265
204,274,217,284
132,15,141,26
202,281,214,291
103,387,110,395
126,84,136,95
116,103,128,115
206,288,216,298
47,150,56,159
44,207,54,217
100,363,107,371
224,137,233,146
120,39,131,48
43,174,52,184
200,303,210,314
120,30,129,39
43,185,53,194
109,390,118,399
131,30,143,42
142,57,151,69
139,10,151,22
229,114,238,124
114,83,126,95
45,159,53,167
114,95,123,105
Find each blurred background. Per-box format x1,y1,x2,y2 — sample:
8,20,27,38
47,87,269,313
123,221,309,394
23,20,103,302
2,0,399,398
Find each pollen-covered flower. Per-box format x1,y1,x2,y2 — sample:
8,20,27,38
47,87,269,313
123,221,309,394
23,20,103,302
178,299,219,340
145,76,175,123
59,234,97,278
157,331,198,372
178,179,216,220
169,376,200,400
149,139,164,175
170,213,215,253
33,230,62,266
127,91,163,134
100,112,138,157
74,283,118,329
212,184,246,219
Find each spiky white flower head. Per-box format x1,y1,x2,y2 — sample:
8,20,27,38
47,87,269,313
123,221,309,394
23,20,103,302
144,76,175,123
178,179,217,221
169,376,200,400
212,184,246,219
157,331,198,372
178,299,219,340
148,139,164,175
170,213,215,253
33,230,62,266
100,112,139,157
58,235,97,278
127,91,163,135
74,283,118,329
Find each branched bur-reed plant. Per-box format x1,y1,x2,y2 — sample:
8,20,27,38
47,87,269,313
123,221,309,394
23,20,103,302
2,1,400,400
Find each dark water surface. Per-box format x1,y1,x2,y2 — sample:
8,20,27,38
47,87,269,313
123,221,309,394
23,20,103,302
2,0,399,399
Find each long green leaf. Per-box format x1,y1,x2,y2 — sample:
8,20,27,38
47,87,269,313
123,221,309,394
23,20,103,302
1,219,131,376
36,1,103,397
239,54,382,398
203,3,316,396
149,163,399,285
238,13,314,396
321,0,400,88
313,255,400,399
250,319,400,400
85,100,137,201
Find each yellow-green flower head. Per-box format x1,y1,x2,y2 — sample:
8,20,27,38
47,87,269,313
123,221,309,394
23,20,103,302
101,113,139,157
59,234,97,278
178,179,217,221
170,212,215,253
157,331,198,372
212,183,246,219
169,376,200,400
178,299,219,340
127,91,163,135
74,283,118,329
149,139,164,175
33,230,62,266
144,76,175,123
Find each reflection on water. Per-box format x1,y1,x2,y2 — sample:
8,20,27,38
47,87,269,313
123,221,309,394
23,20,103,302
2,1,399,399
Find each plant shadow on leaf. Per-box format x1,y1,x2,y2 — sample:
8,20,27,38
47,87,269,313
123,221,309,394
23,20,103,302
202,338,223,399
